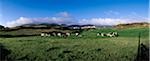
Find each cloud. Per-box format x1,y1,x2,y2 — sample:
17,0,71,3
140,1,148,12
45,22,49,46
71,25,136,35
6,12,75,27
6,17,148,27
6,11,149,27
6,17,33,27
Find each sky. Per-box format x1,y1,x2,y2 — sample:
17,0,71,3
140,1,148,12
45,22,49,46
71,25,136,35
0,0,149,27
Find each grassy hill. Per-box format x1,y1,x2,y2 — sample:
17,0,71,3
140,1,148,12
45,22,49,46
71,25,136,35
115,22,149,29
0,26,149,61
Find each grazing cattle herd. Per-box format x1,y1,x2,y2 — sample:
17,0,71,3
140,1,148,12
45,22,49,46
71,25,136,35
41,31,119,37
97,32,119,37
41,31,82,37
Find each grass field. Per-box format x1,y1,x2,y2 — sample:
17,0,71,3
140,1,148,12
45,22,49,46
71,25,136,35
0,27,149,61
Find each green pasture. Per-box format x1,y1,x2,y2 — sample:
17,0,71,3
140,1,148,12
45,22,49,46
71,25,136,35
0,27,149,61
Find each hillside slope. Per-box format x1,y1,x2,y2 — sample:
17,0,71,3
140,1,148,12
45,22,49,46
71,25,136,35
115,22,149,29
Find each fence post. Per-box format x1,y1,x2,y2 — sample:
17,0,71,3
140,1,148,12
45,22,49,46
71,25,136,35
137,32,141,61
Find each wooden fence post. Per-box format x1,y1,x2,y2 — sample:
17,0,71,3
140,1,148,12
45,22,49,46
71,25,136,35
137,32,141,61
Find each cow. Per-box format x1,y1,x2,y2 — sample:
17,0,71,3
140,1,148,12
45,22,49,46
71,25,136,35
97,33,100,36
106,32,119,37
75,32,79,36
66,32,71,37
51,32,57,36
41,33,45,37
113,32,119,37
57,33,62,37
74,32,82,37
101,33,106,37
106,33,114,37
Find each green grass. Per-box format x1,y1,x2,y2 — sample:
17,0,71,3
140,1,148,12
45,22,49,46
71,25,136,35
0,27,149,61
